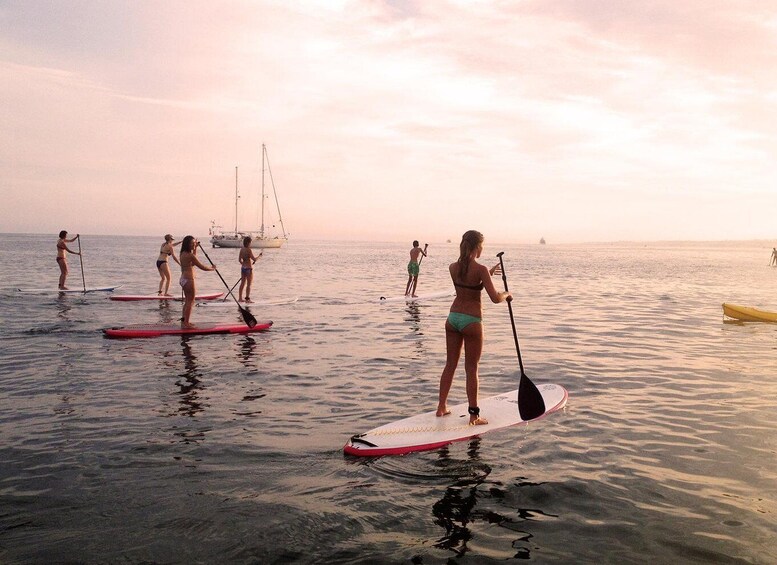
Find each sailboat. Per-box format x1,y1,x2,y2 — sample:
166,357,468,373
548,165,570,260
209,144,289,249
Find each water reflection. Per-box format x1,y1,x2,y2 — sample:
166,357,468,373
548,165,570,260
431,440,489,556
405,303,421,333
176,336,206,419
238,335,257,367
55,294,73,321
405,303,430,358
158,300,178,325
430,440,551,560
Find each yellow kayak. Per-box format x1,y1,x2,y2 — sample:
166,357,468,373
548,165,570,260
722,303,777,322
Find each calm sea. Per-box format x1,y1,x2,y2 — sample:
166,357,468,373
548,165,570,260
0,233,775,564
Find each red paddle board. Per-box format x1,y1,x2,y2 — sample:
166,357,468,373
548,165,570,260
103,320,272,338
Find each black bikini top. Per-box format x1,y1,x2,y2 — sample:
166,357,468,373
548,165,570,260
454,281,484,291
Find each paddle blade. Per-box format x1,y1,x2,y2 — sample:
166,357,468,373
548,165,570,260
518,372,546,421
240,306,258,328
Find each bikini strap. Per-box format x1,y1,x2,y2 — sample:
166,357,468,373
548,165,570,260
455,281,484,291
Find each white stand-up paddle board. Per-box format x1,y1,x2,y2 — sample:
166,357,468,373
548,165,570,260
17,286,121,294
110,292,223,302
379,290,454,303
344,384,568,457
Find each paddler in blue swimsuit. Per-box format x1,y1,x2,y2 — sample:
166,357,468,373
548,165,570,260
436,230,509,425
404,240,428,297
238,236,262,302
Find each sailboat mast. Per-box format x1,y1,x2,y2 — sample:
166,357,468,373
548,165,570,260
260,144,266,238
234,166,239,233
263,146,288,239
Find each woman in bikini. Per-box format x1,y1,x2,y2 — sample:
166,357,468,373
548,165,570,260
436,230,511,425
56,230,80,290
179,235,216,329
156,234,181,296
238,236,262,302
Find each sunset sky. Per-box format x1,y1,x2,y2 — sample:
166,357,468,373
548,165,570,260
2,0,777,243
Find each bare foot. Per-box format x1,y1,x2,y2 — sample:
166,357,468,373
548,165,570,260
436,408,451,417
469,416,488,426
59,286,69,290
245,298,252,303
181,322,196,329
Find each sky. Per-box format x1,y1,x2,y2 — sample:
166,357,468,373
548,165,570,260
2,0,777,244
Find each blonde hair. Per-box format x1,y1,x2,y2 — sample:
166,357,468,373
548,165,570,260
457,230,483,279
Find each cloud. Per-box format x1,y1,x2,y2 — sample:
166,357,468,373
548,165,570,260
2,0,777,241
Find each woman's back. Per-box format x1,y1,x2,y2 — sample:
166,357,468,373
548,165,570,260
449,260,484,317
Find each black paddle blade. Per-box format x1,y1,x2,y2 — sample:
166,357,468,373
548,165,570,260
518,372,546,421
240,307,258,328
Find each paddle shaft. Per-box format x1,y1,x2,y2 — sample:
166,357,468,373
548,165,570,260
198,244,257,326
496,251,547,420
76,235,86,293
496,252,524,375
197,242,241,306
417,243,428,266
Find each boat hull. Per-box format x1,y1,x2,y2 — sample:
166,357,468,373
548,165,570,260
210,234,285,249
722,303,777,322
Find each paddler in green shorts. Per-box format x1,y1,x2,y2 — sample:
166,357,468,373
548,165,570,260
405,240,428,297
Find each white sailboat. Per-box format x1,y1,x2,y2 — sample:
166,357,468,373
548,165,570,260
210,144,289,249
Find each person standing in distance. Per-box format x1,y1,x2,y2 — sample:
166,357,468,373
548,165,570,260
56,230,80,290
238,236,262,302
405,240,428,297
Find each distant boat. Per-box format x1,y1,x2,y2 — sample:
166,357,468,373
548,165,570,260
540,237,546,244
210,144,288,249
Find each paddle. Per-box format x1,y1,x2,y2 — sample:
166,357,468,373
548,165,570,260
76,235,86,293
197,242,257,328
496,251,546,421
229,277,241,296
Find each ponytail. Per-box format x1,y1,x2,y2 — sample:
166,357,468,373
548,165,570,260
457,230,483,279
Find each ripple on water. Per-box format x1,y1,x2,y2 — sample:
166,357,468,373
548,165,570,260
1,238,777,563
